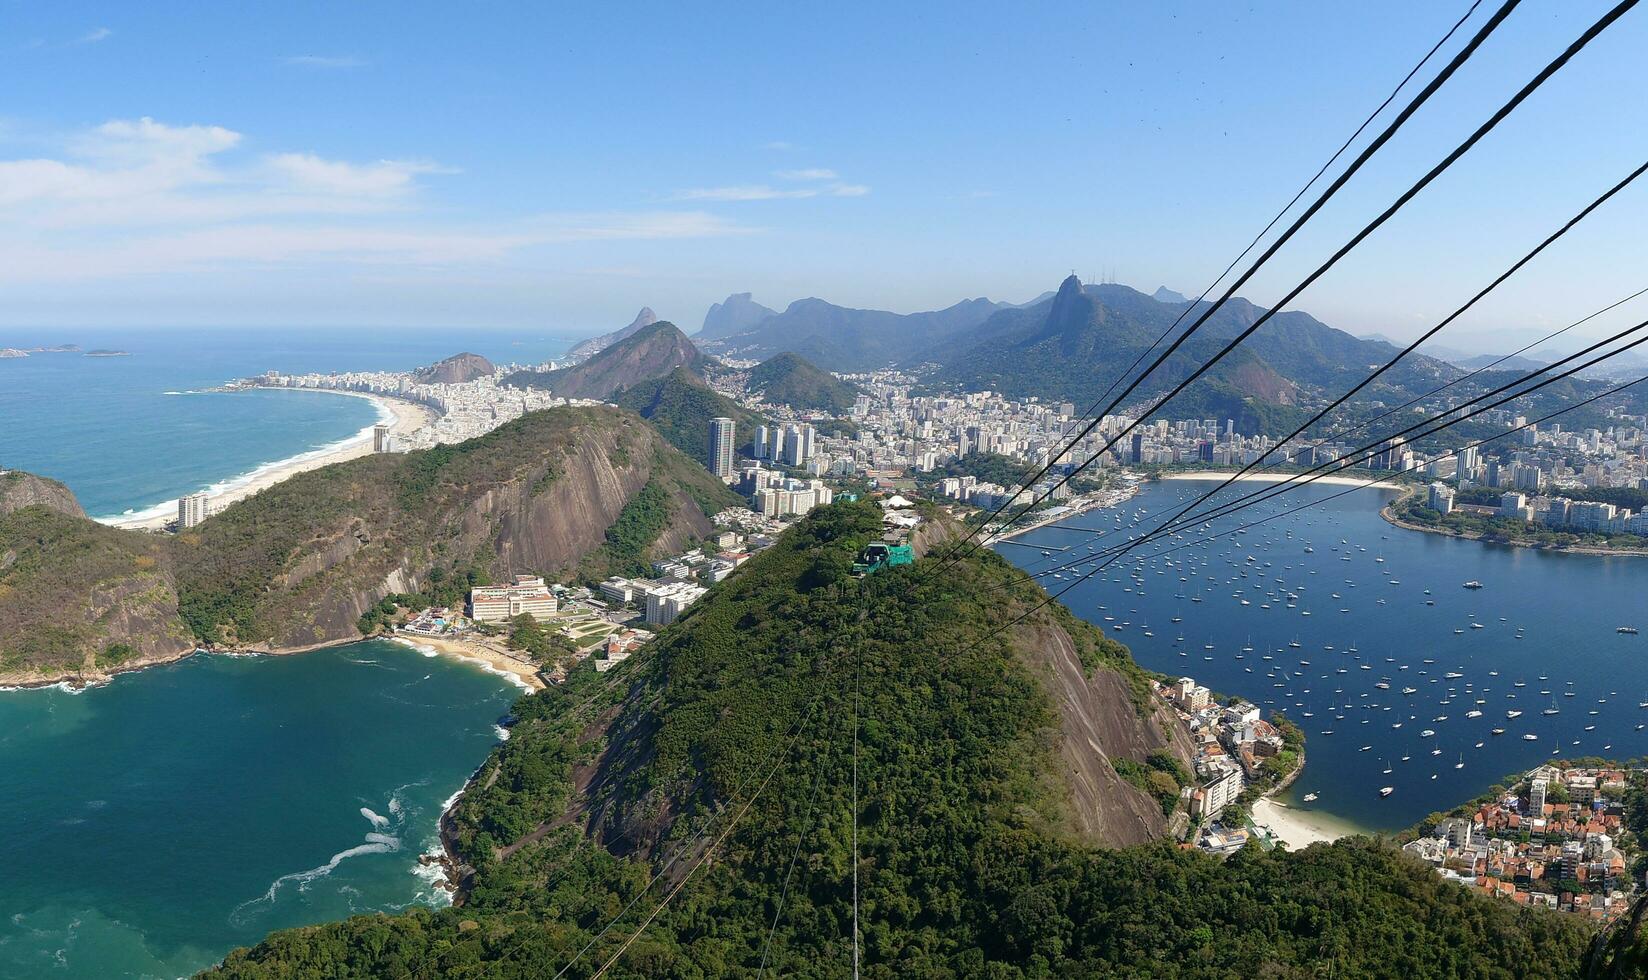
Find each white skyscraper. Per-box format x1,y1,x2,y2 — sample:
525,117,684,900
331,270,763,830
708,417,736,480
373,424,394,453
178,491,209,528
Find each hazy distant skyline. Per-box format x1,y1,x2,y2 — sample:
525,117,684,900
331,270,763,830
3,2,1646,353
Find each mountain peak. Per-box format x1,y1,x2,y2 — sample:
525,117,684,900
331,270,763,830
630,307,657,329
699,292,778,339
1047,275,1094,331
1152,286,1188,304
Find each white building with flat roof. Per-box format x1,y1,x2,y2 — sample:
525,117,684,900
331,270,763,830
469,575,558,623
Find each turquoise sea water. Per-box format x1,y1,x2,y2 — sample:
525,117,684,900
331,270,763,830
0,327,574,519
1000,480,1648,832
0,328,576,976
0,641,523,979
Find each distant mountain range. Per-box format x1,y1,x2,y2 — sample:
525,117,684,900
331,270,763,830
506,321,709,401
565,307,659,362
697,294,1011,371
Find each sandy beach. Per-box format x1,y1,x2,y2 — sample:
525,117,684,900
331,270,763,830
1250,797,1365,850
1164,471,1402,491
99,390,436,531
392,634,546,692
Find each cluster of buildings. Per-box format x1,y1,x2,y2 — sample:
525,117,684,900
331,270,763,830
740,467,836,517
1402,765,1641,920
1155,677,1290,828
599,525,771,625
1427,484,1648,536
245,364,568,450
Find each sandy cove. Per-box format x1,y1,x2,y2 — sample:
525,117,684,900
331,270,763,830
1250,797,1366,850
98,390,437,531
2,631,545,693
390,634,546,692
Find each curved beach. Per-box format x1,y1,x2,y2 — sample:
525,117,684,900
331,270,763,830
98,390,435,530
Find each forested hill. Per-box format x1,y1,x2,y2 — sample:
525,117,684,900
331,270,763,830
745,351,861,414
613,366,765,460
208,502,1593,979
503,322,711,401
0,407,738,686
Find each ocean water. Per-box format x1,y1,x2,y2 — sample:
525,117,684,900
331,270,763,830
1000,480,1648,831
0,327,575,519
0,641,524,979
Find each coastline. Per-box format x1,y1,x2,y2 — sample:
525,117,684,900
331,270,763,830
1163,470,1403,492
390,634,546,692
1250,796,1366,850
1381,500,1648,558
989,486,1140,544
96,389,437,531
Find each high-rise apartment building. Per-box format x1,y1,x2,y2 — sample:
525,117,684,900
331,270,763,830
708,417,736,480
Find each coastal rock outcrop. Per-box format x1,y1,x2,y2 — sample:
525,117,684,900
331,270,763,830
0,470,87,518
0,406,739,681
414,352,495,385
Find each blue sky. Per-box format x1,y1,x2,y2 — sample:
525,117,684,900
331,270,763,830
3,1,1645,351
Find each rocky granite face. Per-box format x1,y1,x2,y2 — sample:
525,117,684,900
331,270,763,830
697,291,777,340
414,351,496,385
0,471,87,518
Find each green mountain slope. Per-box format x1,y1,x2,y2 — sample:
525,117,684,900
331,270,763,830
207,502,1591,979
746,352,861,414
504,322,711,402
0,407,739,682
612,367,765,460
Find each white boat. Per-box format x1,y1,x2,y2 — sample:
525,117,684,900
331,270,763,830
1379,786,1394,797
1522,733,1538,741
1302,793,1319,802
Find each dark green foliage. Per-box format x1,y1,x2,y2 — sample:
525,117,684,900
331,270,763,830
507,613,576,667
612,367,765,462
745,352,860,414
207,503,1593,979
921,451,1033,490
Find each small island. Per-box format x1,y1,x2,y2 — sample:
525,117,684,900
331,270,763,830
84,349,132,357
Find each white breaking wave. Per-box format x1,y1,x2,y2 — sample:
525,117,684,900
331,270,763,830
231,799,404,924
493,724,511,741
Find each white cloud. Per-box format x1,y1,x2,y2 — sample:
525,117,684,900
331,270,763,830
677,184,821,201
266,153,452,197
762,140,796,151
678,173,869,201
285,54,368,68
77,27,112,44
0,118,751,283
